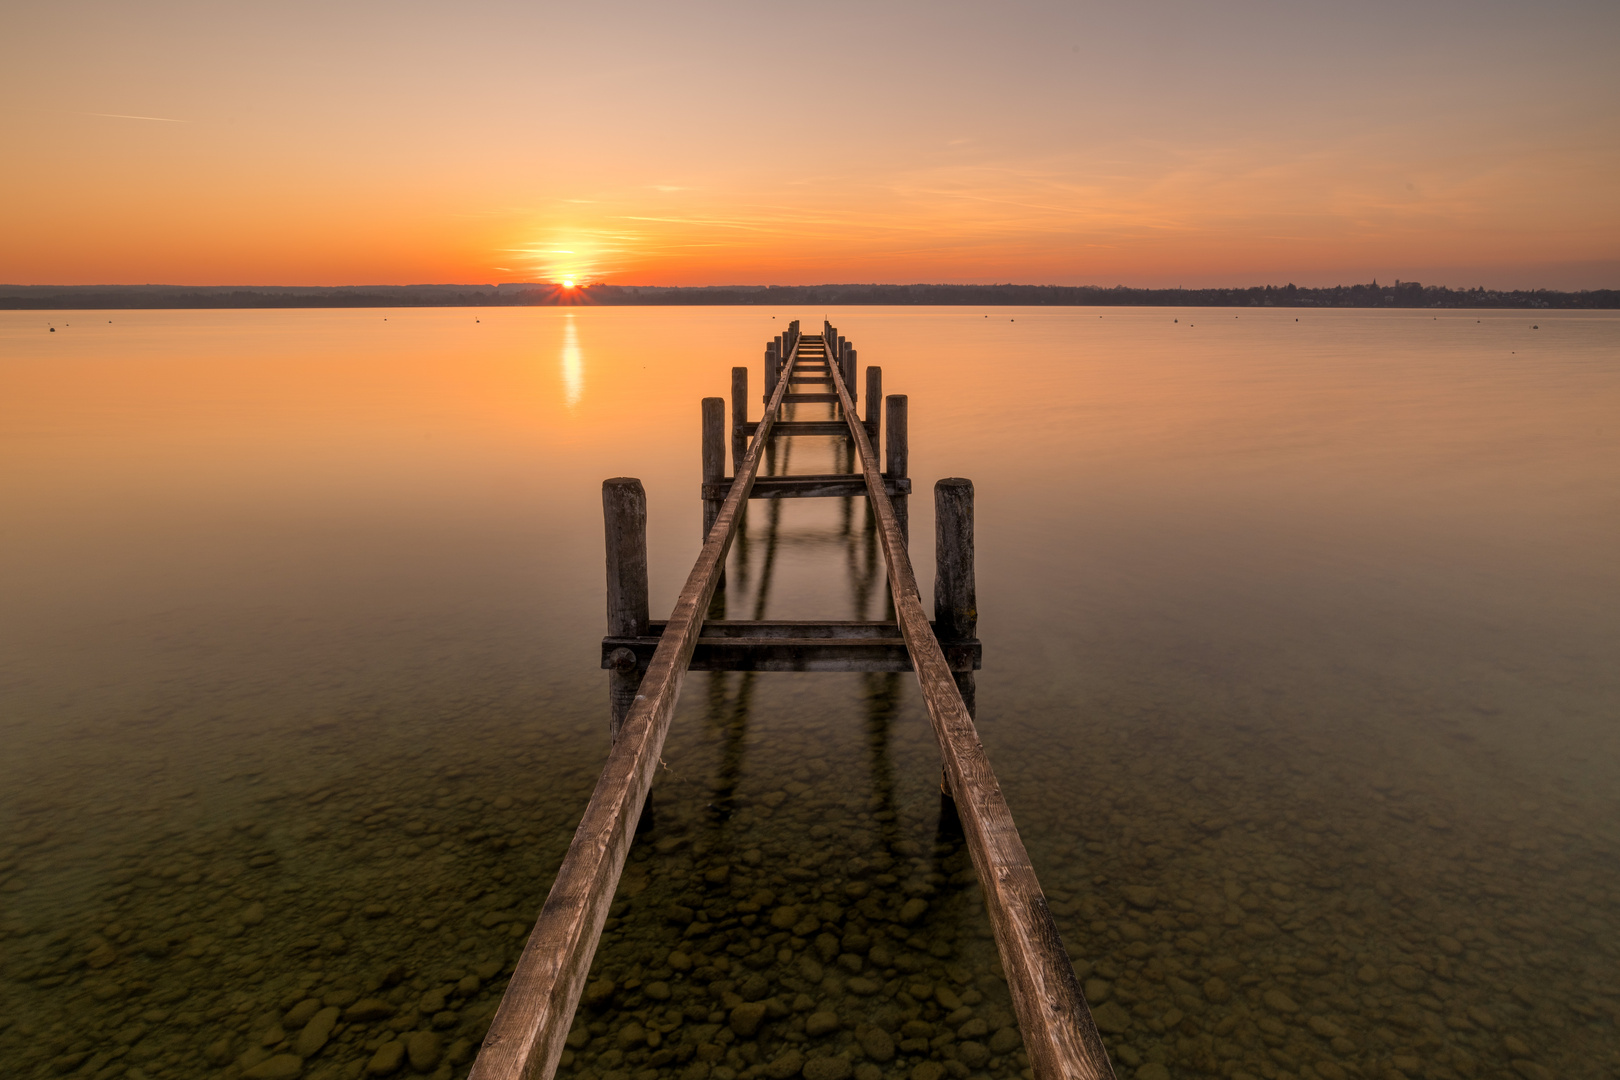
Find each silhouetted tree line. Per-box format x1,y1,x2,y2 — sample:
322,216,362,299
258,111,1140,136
3,281,1615,309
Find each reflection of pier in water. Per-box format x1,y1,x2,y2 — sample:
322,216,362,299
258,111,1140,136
704,423,893,825
473,324,1113,1080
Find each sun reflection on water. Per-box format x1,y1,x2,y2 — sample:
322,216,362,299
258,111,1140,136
561,314,584,408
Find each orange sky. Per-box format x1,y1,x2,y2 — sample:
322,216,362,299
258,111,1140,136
3,1,1617,289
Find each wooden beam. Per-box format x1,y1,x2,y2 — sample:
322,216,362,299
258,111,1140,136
600,633,980,673
702,474,911,500
737,420,876,438
824,348,1115,1080
655,618,903,639
783,392,839,403
470,337,804,1080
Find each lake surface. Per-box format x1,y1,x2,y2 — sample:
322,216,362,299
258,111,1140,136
2,307,1617,1080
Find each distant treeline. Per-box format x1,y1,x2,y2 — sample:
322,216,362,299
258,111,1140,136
3,281,1616,310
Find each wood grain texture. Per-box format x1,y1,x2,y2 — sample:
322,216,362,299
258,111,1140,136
826,351,1115,1080
885,394,909,544
730,367,748,473
603,479,650,739
469,337,804,1080
701,397,725,542
934,478,978,719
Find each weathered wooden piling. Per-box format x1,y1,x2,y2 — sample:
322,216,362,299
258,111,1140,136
730,367,748,472
934,478,976,719
885,393,909,543
866,365,882,445
602,478,649,740
763,342,778,402
701,398,725,542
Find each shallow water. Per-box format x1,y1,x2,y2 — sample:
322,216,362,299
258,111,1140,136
2,307,1617,1080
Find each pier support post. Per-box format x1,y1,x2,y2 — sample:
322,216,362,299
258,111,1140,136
866,366,882,446
845,347,858,409
731,367,748,473
934,478,977,722
702,397,726,542
763,343,778,404
603,478,649,741
886,394,909,545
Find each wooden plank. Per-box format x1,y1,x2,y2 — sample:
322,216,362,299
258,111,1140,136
702,475,911,500
470,336,805,1080
656,619,903,639
824,348,1116,1080
600,635,981,673
737,420,876,438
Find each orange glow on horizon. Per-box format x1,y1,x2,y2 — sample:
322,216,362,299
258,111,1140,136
1,3,1615,291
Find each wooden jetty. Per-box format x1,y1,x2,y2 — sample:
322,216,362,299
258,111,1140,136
471,324,1114,1080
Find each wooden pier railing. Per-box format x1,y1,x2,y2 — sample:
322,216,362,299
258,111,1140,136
471,322,1115,1080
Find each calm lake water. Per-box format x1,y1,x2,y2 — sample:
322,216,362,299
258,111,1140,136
2,307,1617,1080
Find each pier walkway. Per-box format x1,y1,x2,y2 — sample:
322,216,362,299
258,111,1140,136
471,325,1114,1080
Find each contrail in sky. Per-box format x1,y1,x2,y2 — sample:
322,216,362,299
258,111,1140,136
79,112,188,123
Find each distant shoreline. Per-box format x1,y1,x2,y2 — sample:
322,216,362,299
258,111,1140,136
2,282,1616,310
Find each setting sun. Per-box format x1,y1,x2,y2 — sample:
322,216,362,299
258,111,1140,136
562,278,575,289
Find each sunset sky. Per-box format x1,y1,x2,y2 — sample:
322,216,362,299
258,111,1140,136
4,0,1617,289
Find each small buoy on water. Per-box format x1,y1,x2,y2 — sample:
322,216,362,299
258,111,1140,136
49,327,55,332
1532,324,1539,330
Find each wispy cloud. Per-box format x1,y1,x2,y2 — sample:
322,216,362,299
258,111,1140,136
80,112,188,123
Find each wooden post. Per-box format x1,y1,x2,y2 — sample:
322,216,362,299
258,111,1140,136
763,343,778,404
845,347,858,408
935,478,976,720
603,478,649,740
886,394,909,544
731,366,748,473
702,398,725,544
866,365,882,446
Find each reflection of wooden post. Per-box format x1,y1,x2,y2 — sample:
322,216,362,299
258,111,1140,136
730,367,748,473
935,478,976,720
603,478,649,740
886,394,908,545
763,343,778,403
865,366,882,447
